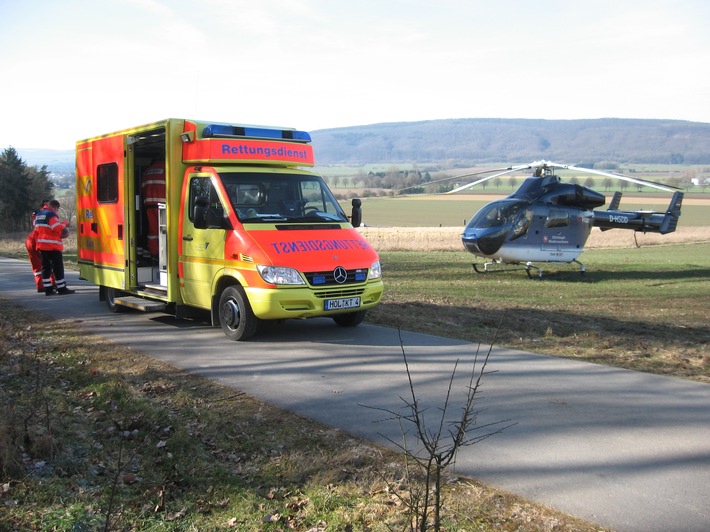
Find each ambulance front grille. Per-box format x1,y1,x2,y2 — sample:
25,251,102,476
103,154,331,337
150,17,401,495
313,288,365,299
304,268,368,287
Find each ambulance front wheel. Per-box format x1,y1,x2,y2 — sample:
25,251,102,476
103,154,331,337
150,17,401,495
218,285,258,341
332,310,367,327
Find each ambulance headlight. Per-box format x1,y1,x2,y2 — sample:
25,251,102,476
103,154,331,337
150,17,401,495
369,260,382,280
257,265,305,285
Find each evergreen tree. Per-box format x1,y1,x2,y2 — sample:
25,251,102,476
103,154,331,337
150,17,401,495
0,147,54,232
27,164,55,227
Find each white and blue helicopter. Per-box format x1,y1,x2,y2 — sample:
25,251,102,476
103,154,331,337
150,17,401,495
409,161,683,277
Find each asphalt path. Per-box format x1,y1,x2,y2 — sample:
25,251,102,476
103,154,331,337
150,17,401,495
2,257,709,531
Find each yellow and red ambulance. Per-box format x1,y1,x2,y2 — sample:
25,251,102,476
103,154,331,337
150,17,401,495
76,118,383,340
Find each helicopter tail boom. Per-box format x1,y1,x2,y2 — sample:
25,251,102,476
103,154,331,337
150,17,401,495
593,192,683,234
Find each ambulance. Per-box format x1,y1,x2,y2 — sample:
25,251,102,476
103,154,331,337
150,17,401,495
76,118,383,340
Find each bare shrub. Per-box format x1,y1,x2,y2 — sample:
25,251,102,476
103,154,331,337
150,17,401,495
364,326,515,530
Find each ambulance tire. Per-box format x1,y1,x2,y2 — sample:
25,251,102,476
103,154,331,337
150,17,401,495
332,310,367,327
104,286,126,313
218,285,258,341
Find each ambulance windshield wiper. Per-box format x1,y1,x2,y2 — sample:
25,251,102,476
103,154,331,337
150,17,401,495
291,212,347,223
240,213,288,222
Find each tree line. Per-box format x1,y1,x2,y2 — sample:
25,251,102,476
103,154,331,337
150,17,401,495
0,147,55,232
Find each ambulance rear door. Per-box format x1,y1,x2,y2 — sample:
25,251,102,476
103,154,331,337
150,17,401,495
85,134,129,289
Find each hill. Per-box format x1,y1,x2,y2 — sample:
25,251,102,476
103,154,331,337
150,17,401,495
16,148,75,173
310,118,710,165
14,118,710,170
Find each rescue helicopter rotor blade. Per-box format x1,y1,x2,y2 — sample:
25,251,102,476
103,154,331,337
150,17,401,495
396,166,512,193
530,160,567,169
445,164,532,194
565,165,680,192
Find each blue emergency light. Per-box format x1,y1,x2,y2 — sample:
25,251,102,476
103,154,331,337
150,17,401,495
202,124,312,143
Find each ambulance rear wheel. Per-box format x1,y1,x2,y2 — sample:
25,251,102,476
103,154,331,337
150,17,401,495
104,287,126,313
332,310,367,327
218,285,258,341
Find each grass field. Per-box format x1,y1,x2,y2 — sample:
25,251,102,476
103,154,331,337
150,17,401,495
367,244,710,383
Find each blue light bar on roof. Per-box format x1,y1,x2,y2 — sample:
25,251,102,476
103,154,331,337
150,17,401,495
202,124,311,142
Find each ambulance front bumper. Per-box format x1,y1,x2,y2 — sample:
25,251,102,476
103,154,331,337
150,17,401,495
245,280,384,320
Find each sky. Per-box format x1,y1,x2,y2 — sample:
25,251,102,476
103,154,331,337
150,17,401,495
1,0,709,150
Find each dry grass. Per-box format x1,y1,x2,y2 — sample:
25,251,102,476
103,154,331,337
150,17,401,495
0,297,605,531
0,233,77,261
3,225,706,257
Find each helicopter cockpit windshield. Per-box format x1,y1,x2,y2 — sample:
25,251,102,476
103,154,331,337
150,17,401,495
467,199,529,229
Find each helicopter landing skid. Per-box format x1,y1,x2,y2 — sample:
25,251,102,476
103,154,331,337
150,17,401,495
472,259,586,278
523,259,586,279
525,262,543,279
472,262,530,275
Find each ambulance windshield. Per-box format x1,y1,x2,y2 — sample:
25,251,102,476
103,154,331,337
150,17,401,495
220,172,348,224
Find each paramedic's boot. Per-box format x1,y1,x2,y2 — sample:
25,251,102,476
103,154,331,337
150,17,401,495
57,287,75,295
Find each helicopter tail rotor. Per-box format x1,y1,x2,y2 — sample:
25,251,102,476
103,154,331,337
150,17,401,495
607,191,623,211
659,192,684,234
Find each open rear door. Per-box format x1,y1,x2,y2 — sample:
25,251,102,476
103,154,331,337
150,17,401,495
79,134,128,289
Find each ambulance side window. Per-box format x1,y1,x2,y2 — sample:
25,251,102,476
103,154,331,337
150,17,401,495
189,177,227,228
97,163,118,203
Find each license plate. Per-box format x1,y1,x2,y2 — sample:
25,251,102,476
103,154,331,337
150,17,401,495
324,297,361,310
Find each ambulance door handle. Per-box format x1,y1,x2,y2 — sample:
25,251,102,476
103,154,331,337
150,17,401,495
183,236,193,241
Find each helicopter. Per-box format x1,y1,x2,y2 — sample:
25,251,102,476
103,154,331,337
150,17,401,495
407,161,684,277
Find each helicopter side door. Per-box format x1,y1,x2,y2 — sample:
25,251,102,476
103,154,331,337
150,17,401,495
540,208,593,258
541,208,572,251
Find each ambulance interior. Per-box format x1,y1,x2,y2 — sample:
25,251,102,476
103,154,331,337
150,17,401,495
130,127,167,289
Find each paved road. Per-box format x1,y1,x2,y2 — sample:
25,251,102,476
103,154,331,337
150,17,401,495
2,257,709,531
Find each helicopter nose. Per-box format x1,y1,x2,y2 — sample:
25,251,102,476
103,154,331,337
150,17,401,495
462,227,507,256
462,235,483,255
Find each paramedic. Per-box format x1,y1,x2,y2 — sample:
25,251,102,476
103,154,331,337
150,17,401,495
34,199,74,295
25,200,56,292
141,159,166,258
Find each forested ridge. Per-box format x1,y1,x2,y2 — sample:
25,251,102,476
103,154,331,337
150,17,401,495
14,118,710,171
311,117,710,165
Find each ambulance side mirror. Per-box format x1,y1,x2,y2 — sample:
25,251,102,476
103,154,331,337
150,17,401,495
350,198,362,227
193,196,209,229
